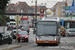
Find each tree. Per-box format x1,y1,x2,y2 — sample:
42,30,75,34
0,15,3,26
5,16,10,22
0,0,10,10
0,0,10,26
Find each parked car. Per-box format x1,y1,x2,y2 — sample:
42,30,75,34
65,28,75,36
0,33,12,45
17,31,29,42
11,29,21,39
6,22,10,26
21,25,30,33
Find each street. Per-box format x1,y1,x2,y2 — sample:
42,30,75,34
0,26,75,50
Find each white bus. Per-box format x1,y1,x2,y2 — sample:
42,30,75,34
33,16,61,46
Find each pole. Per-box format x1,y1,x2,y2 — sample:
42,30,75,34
1,10,5,33
3,14,5,33
21,10,23,24
45,3,46,18
34,0,37,33
58,3,60,17
16,15,18,45
35,0,37,22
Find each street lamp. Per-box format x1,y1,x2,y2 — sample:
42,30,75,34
31,0,37,33
31,0,37,22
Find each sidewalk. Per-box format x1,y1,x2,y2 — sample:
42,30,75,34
0,45,21,50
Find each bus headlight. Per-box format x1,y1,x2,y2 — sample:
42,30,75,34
37,38,39,40
55,39,57,41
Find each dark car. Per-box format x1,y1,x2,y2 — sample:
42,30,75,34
17,31,29,42
0,33,12,45
11,29,21,39
21,25,30,33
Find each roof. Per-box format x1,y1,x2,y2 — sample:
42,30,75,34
6,1,30,13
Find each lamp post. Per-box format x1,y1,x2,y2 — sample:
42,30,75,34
31,0,37,33
35,0,37,22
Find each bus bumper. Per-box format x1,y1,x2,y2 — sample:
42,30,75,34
36,41,58,44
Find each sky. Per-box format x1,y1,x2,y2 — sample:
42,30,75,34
10,0,66,8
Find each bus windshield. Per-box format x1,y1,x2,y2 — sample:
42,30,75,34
37,21,57,36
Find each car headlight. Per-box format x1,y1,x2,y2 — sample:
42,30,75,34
25,36,28,38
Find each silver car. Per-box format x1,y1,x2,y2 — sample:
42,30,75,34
65,28,75,36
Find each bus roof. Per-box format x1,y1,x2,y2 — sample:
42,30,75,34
41,17,60,22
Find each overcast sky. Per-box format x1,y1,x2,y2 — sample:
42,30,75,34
10,0,66,8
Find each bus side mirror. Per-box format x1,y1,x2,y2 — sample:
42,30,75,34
33,30,36,34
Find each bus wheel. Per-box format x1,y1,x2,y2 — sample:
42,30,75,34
56,43,58,46
37,43,40,46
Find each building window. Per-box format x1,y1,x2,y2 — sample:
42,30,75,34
11,8,13,10
7,8,8,10
63,11,65,13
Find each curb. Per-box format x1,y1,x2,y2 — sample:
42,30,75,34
2,45,21,50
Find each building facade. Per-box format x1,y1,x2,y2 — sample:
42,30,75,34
52,2,65,17
45,8,54,16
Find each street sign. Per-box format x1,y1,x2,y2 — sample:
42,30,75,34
14,15,20,22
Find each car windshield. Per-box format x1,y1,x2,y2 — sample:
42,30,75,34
2,34,7,36
69,29,75,32
21,26,28,30
18,32,27,35
13,29,21,33
10,23,16,25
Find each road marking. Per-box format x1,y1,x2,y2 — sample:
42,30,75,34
45,46,74,49
31,46,43,50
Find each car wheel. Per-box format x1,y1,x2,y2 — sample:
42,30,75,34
63,35,65,37
0,41,3,45
8,41,12,44
26,39,29,42
68,34,70,37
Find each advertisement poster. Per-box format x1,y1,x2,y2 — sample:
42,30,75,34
65,6,75,17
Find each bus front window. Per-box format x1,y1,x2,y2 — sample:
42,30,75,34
37,22,57,36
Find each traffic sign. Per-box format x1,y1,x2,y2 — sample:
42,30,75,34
14,15,20,22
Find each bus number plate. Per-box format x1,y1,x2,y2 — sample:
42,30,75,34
45,41,48,43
